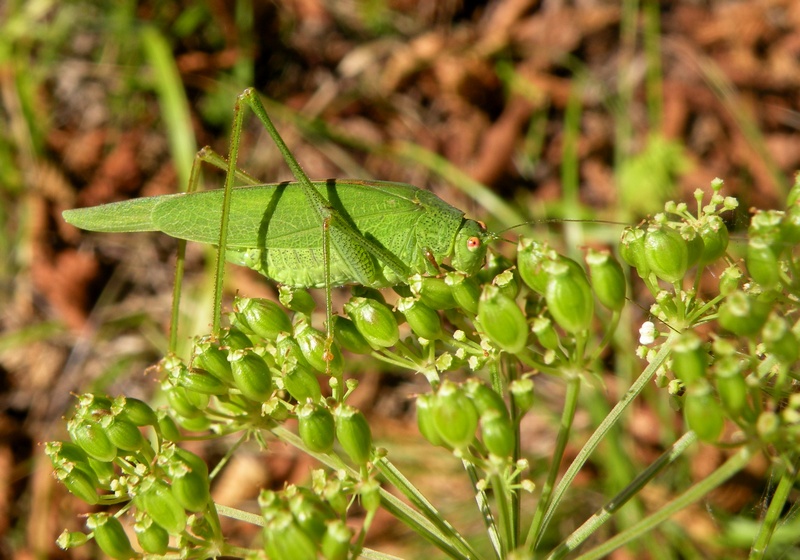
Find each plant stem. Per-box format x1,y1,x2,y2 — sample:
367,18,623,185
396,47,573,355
749,455,800,559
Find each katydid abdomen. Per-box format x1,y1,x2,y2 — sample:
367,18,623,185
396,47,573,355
63,179,488,289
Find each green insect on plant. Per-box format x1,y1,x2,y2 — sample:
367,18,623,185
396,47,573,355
63,88,490,360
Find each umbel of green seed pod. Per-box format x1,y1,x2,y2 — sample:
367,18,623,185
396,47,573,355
585,249,626,311
643,225,689,284
445,272,480,315
138,479,187,535
69,419,117,462
332,316,372,355
714,356,747,417
397,297,443,340
619,226,649,278
682,226,704,267
670,333,707,387
416,393,444,447
717,291,772,336
283,363,323,403
321,519,353,560
288,489,336,541
532,316,559,350
698,215,729,265
544,259,594,334
477,285,528,353
781,202,800,244
517,237,549,294
334,405,372,465
279,285,317,316
683,384,724,443
115,396,158,427
135,516,170,555
56,465,100,505
229,349,274,402
105,417,146,452
410,274,457,310
433,381,479,450
510,378,535,415
57,530,90,550
171,466,210,512
298,403,335,454
233,296,292,340
192,338,234,384
464,379,509,421
87,513,135,560
762,315,799,365
344,297,399,348
746,237,780,290
263,511,318,560
480,409,515,458
294,319,343,375
176,366,229,396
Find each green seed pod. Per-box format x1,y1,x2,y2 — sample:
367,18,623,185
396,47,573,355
321,519,353,560
480,409,515,458
416,393,444,447
46,441,100,488
157,413,181,442
69,420,117,462
718,291,772,336
263,511,318,560
714,356,747,416
619,226,649,277
544,260,594,334
171,468,210,512
139,480,188,535
410,275,457,310
192,338,234,384
165,386,204,418
781,202,800,244
276,335,313,369
174,447,209,480
433,381,479,449
682,226,704,267
332,316,372,355
56,465,100,505
445,272,480,315
289,490,335,542
762,315,799,365
344,297,399,348
510,378,535,415
334,405,372,465
177,367,229,396
135,517,169,555
464,379,509,421
757,411,779,443
279,285,317,316
746,237,780,290
517,237,550,294
114,397,157,427
87,456,115,487
698,215,729,265
644,225,689,284
478,285,528,353
532,316,560,350
233,296,292,341
105,417,145,452
494,268,521,300
397,297,443,340
585,249,626,311
683,385,724,443
283,364,323,403
298,403,335,454
175,413,211,432
294,320,343,375
359,478,381,514
222,326,254,351
87,514,135,560
670,333,707,387
718,265,742,296
56,530,90,550
230,349,274,402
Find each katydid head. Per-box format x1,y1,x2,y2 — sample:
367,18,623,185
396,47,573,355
452,219,489,276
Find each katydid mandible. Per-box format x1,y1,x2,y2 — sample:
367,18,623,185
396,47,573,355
62,88,489,355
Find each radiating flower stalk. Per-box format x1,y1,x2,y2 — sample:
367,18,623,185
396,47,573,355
50,178,800,559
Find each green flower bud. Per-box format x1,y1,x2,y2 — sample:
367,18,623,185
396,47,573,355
619,227,649,278
135,517,169,555
717,291,772,336
335,405,372,465
57,529,89,550
644,225,689,283
397,297,443,340
332,316,372,355
105,417,145,452
714,356,747,416
544,259,594,334
344,297,399,348
56,465,100,505
294,320,343,375
321,519,353,560
410,275,457,310
670,333,707,387
464,380,509,422
230,349,274,402
233,296,292,340
480,409,515,458
192,338,234,384
698,216,729,264
416,393,444,447
510,378,535,415
683,385,724,443
222,326,255,351
517,237,549,294
478,285,528,353
171,468,210,512
69,420,117,462
87,514,135,560
283,364,323,403
298,403,335,454
585,249,626,311
177,367,229,396
762,315,799,365
746,237,780,290
139,480,187,535
263,511,318,560
279,286,317,316
446,272,481,315
433,381,478,449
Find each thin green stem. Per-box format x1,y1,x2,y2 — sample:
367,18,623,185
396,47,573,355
575,445,756,560
465,460,503,559
749,456,800,559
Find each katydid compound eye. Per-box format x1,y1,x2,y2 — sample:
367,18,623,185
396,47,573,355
467,237,481,251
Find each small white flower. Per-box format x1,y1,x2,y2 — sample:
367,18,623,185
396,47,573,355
639,321,656,345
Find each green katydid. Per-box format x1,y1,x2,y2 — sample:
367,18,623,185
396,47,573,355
63,88,490,357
